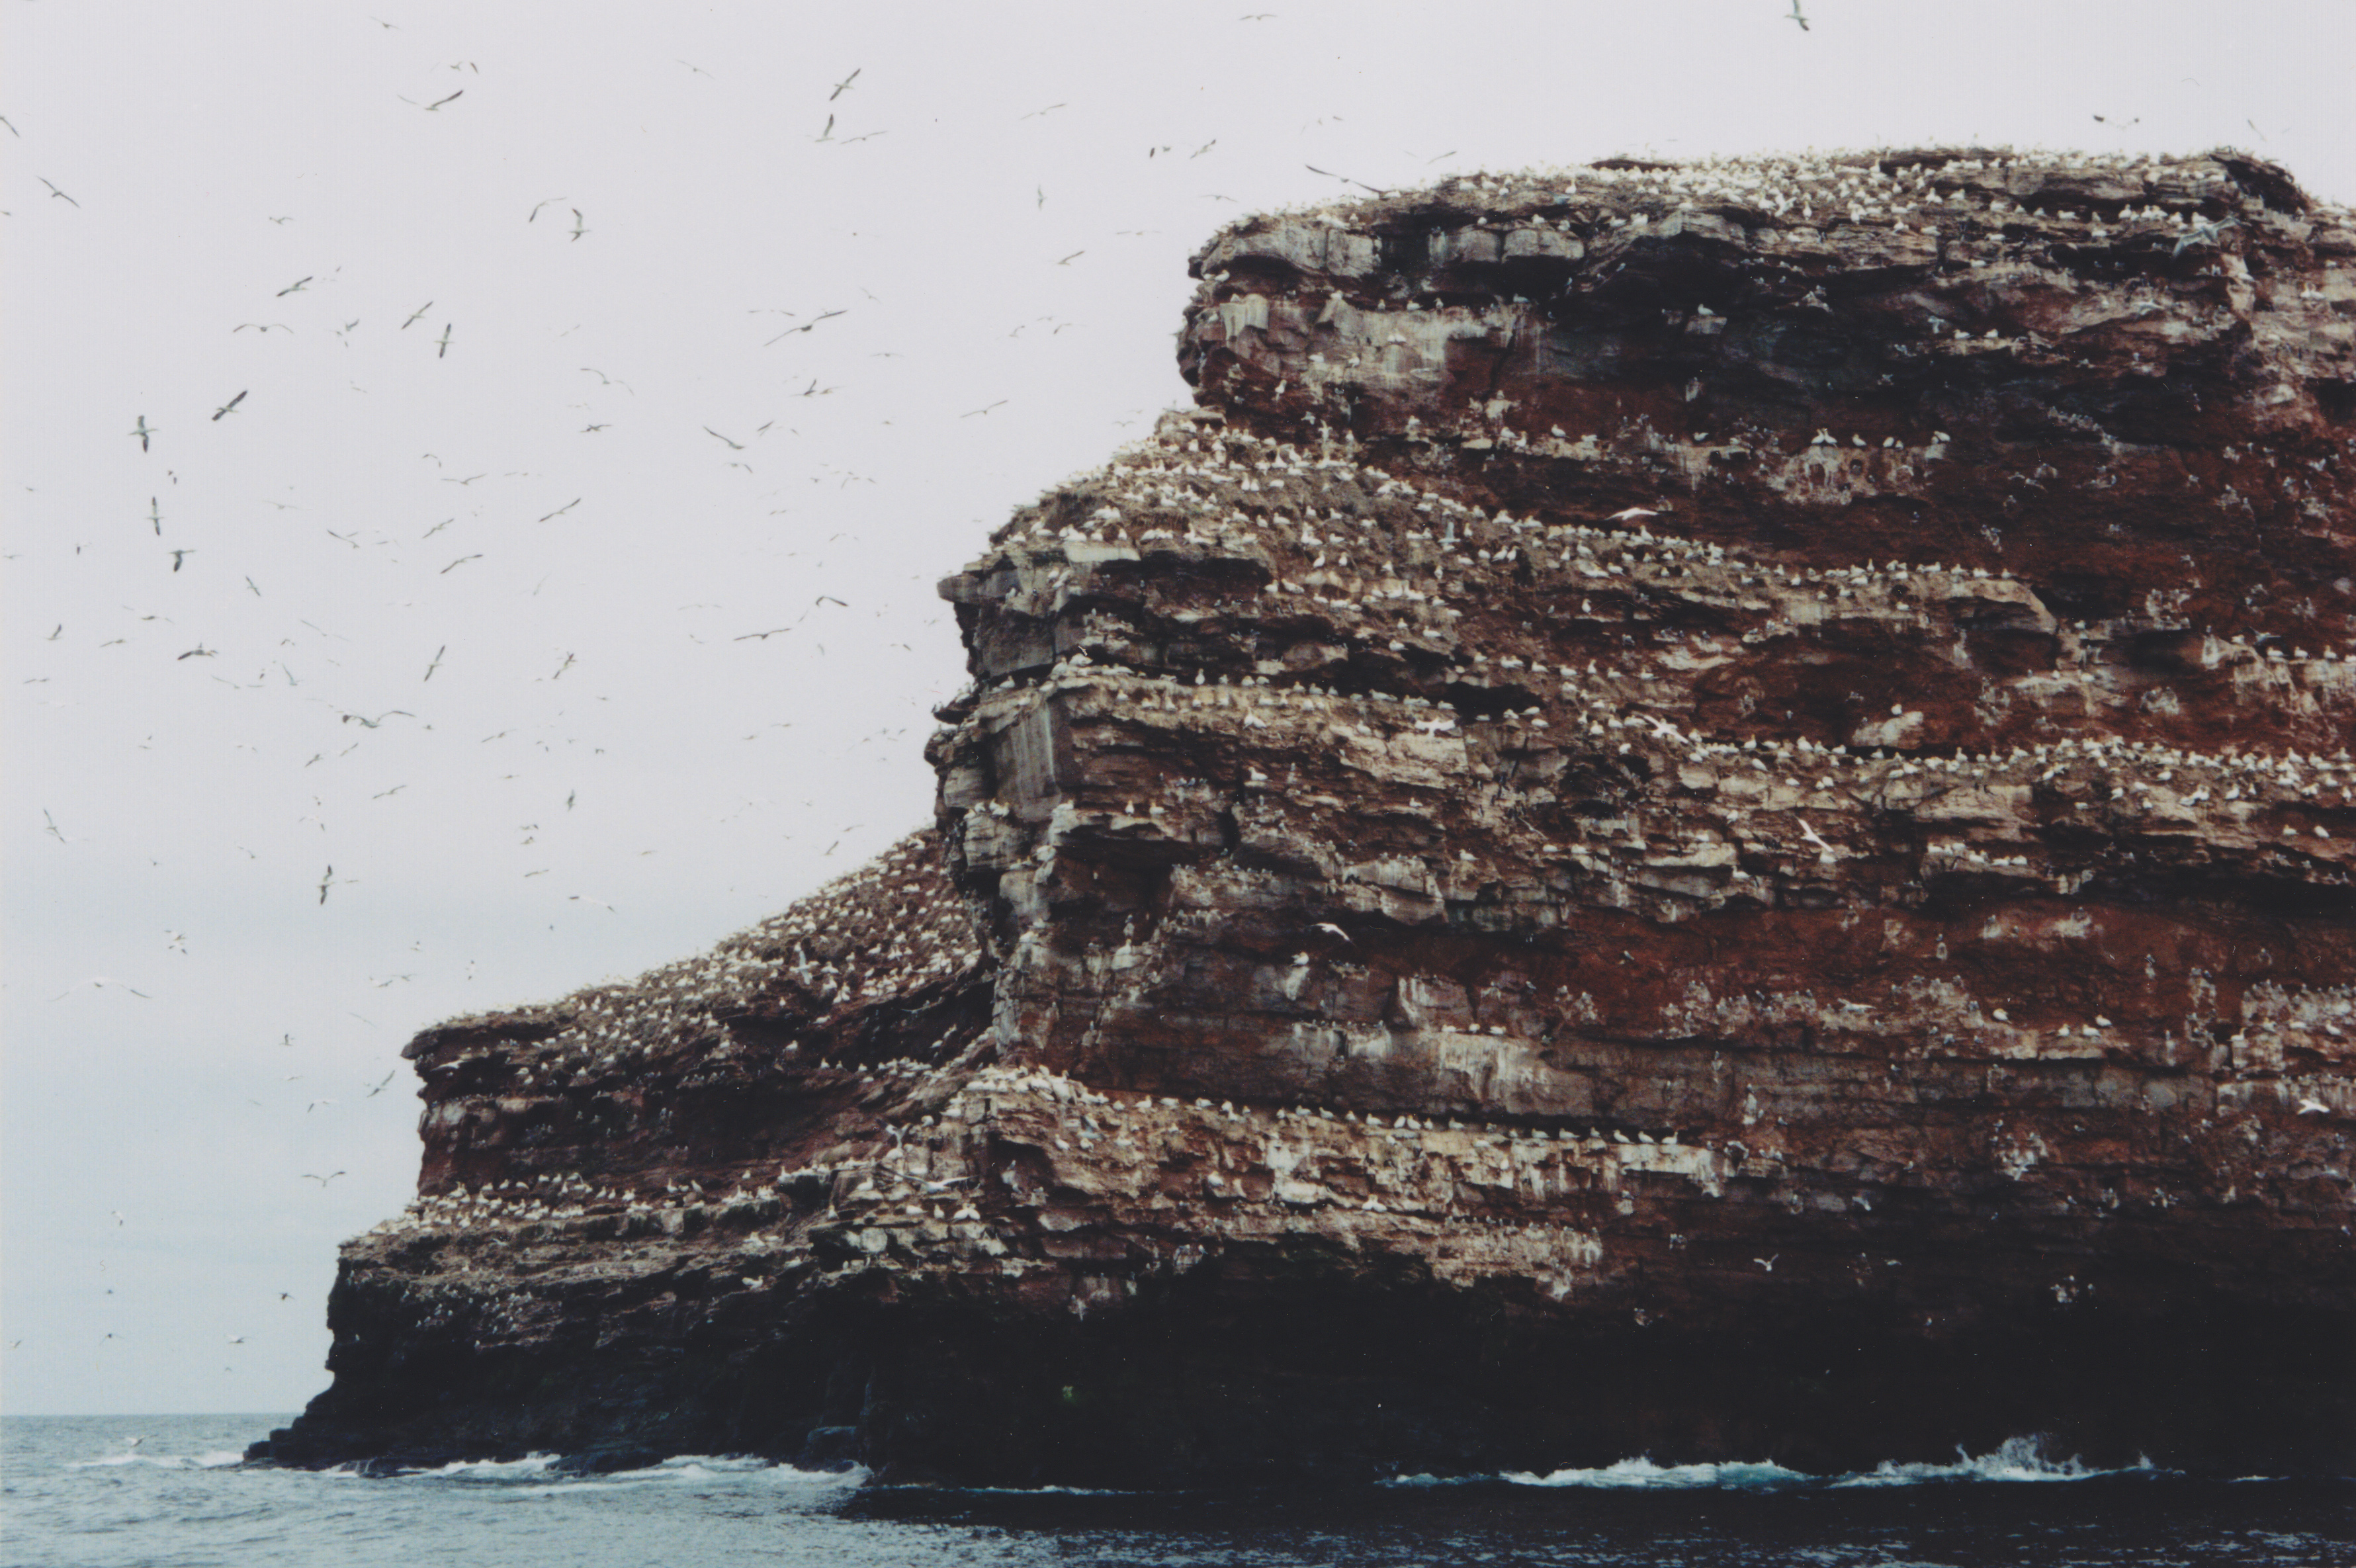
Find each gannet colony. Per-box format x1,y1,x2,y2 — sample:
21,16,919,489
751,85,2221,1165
253,148,2353,1484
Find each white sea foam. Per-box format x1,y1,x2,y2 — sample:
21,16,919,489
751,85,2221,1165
67,1448,245,1471
1829,1436,2156,1487
1503,1458,1817,1490
1387,1438,2165,1492
392,1452,862,1496
406,1453,562,1480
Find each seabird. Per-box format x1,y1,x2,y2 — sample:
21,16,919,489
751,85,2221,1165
40,177,79,206
400,302,433,329
830,67,861,100
130,415,155,452
212,390,248,421
435,324,453,359
1786,1,1808,30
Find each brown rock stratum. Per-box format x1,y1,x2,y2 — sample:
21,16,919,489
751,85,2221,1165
256,150,2355,1484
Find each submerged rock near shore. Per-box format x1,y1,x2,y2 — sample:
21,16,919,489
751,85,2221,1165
255,149,2355,1484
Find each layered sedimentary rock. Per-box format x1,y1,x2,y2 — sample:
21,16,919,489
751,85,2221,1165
257,150,2355,1484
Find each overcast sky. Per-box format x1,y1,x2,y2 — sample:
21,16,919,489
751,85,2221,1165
4,1,2347,1416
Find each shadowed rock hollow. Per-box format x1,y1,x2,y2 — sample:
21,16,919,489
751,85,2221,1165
254,149,2355,1485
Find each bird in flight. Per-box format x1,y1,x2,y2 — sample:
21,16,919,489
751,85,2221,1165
301,1170,346,1186
814,114,834,142
422,89,463,110
439,554,482,574
54,977,152,1000
277,276,312,296
1056,250,1084,265
830,67,861,100
40,177,79,206
401,301,433,329
1786,0,1809,28
212,390,249,421
423,646,446,681
963,401,1006,417
1608,505,1661,522
435,324,453,358
130,415,155,452
527,198,566,222
340,709,414,728
569,208,588,241
318,865,337,904
704,427,745,450
169,549,195,572
366,1068,398,1096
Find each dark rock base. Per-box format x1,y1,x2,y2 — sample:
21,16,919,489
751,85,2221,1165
249,1262,2353,1485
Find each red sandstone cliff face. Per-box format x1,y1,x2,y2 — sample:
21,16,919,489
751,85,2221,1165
257,152,2354,1485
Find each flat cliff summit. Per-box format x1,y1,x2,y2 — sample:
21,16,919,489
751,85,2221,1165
255,148,2355,1484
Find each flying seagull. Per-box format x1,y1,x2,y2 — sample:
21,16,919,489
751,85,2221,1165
435,324,453,358
40,177,79,206
277,276,312,296
1786,0,1809,29
569,208,588,241
401,301,433,329
1608,505,1661,522
318,865,337,904
422,89,463,110
830,67,860,100
130,415,155,452
212,390,248,421
704,427,744,450
300,1171,346,1186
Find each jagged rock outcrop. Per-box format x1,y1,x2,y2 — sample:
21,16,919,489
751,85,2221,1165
255,150,2355,1485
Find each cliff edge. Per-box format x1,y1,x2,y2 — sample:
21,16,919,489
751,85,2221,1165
255,150,2355,1484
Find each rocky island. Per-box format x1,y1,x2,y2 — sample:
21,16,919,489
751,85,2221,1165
253,148,2355,1484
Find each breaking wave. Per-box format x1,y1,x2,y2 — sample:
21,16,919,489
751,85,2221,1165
1387,1438,2167,1491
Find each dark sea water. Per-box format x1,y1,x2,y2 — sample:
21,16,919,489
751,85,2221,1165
5,1415,2350,1567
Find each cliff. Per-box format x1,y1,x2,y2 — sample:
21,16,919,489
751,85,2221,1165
254,150,2355,1484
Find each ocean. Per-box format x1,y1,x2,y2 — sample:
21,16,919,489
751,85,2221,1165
4,1415,2349,1567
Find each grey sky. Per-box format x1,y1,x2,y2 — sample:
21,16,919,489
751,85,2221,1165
5,1,2347,1415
